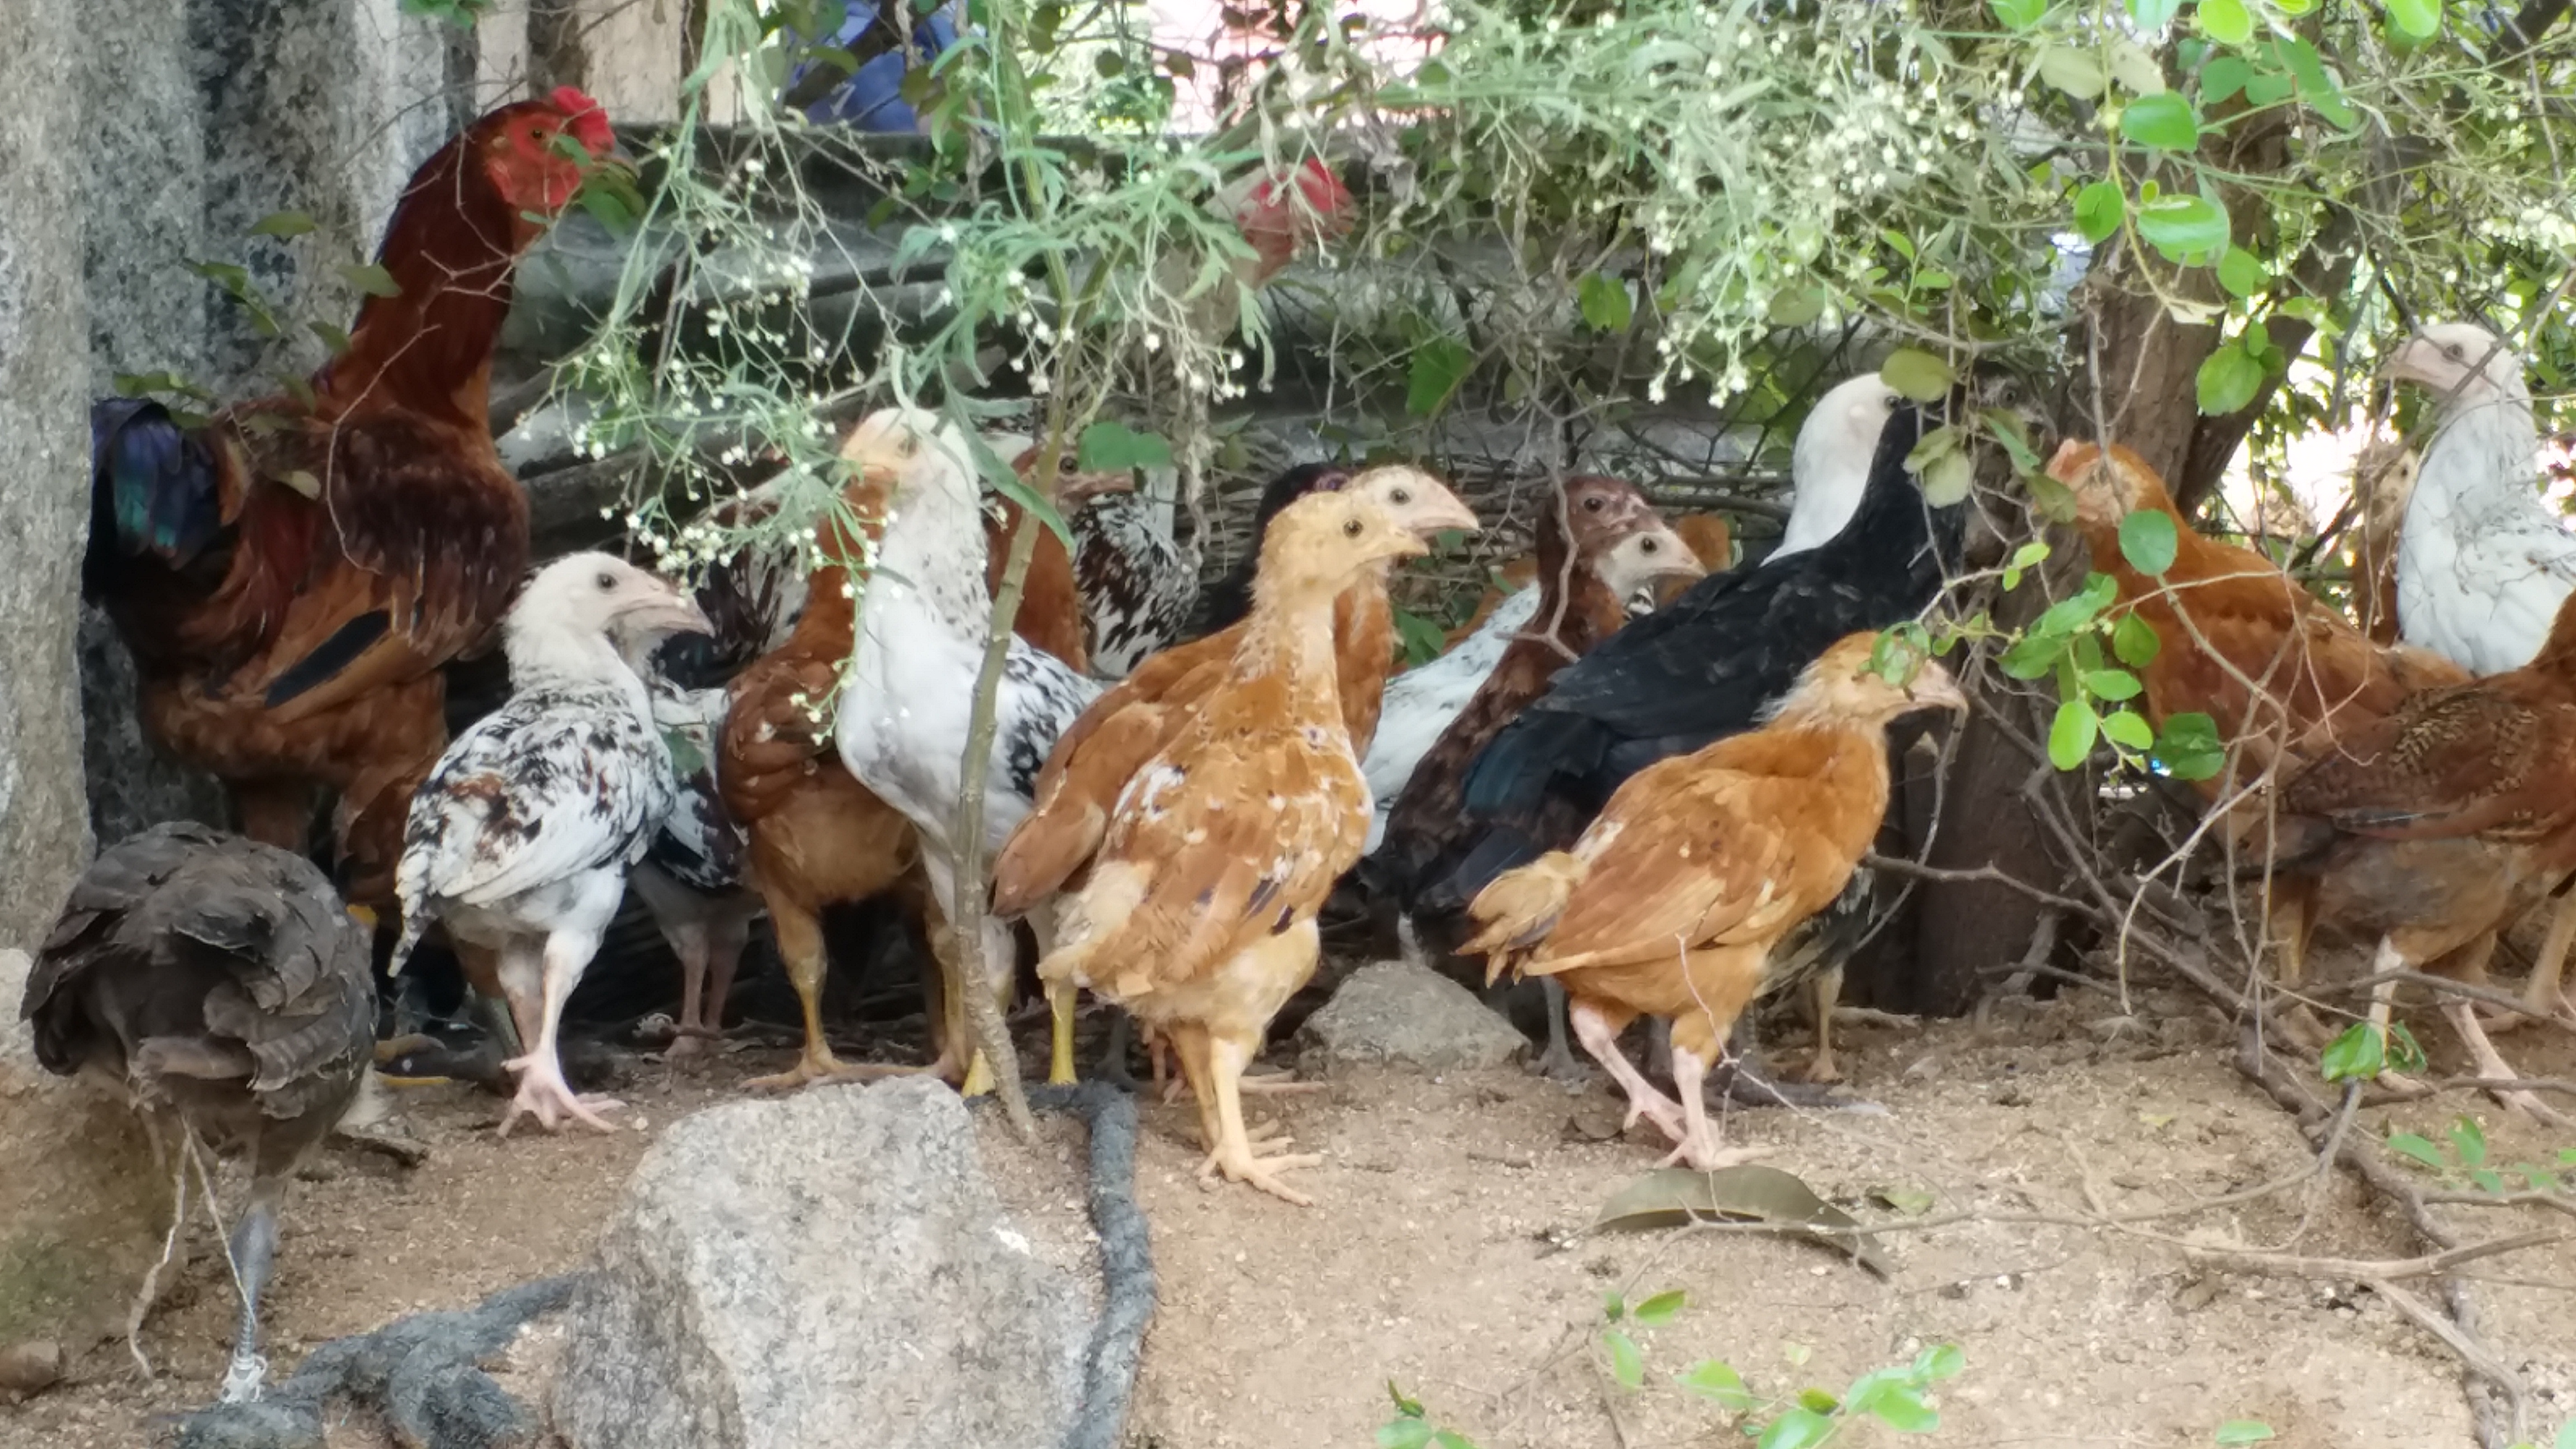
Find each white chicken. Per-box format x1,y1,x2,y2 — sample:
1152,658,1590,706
390,554,712,1133
2388,321,2575,674
2386,319,2576,1024
832,409,1107,1091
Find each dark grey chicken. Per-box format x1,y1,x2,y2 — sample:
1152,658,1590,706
21,821,373,1404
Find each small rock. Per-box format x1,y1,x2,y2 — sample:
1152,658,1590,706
553,1077,1088,1449
1295,962,1528,1077
0,1339,63,1397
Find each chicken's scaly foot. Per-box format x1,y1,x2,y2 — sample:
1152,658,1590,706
496,1053,622,1136
744,1048,879,1093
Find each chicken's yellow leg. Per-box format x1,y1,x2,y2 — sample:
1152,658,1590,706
1048,983,1079,1086
1202,1031,1322,1206
747,903,868,1092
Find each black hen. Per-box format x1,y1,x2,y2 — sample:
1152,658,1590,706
1424,404,1965,1080
22,821,374,1404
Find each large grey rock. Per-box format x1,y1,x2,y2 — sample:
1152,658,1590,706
553,1078,1088,1449
1298,960,1529,1077
0,950,170,1359
0,0,97,951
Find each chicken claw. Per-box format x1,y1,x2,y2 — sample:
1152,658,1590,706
1200,1142,1325,1206
498,1053,623,1135
1656,1138,1772,1172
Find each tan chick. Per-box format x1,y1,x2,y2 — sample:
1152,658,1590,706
1462,632,1966,1169
1035,481,1480,1205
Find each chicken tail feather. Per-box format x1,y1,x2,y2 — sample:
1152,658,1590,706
88,397,227,588
1460,850,1588,965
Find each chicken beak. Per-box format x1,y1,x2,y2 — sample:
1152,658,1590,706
621,590,715,639
1403,494,1481,538
1910,669,1969,715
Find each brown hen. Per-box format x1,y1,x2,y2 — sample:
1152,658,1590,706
1444,509,1732,647
2265,589,2576,1121
2047,441,2468,1019
1462,633,1966,1169
1037,481,1480,1204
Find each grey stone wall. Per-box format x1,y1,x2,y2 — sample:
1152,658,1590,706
0,0,98,951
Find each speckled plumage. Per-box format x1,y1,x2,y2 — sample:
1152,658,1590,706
1073,491,1197,678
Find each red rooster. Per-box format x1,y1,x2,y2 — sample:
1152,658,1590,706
86,88,615,917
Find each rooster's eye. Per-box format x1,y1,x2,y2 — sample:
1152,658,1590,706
2444,343,2465,361
1639,538,1659,553
1583,495,1604,512
1343,518,1363,538
1390,487,1412,505
596,571,617,591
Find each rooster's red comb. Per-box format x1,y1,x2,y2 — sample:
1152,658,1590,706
547,86,614,157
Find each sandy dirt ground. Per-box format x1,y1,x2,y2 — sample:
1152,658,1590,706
4,978,2571,1449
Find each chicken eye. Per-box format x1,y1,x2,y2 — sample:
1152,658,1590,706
1582,495,1604,512
1389,487,1413,505
2443,343,2465,361
1638,538,1659,553
596,570,617,591
1343,518,1364,538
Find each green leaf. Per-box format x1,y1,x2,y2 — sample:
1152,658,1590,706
1600,1291,1625,1322
2120,93,2200,150
1871,1385,1941,1433
2319,1023,2385,1082
1407,337,1472,417
308,321,353,357
2152,712,2224,780
2214,1422,2277,1446
2137,194,2230,262
2198,0,2254,45
2038,44,2109,98
337,262,403,299
2101,708,2156,750
2470,1167,2507,1194
2111,612,2162,667
250,210,318,240
2033,572,2122,638
2049,698,2102,770
1759,1407,1836,1449
2217,247,2268,299
2383,0,2441,40
1387,1382,1426,1417
2200,54,2253,101
1796,1388,1841,1414
1604,1329,1645,1390
1633,1290,1686,1327
1769,286,1829,326
2385,1131,2447,1169
2108,37,2168,94
1579,273,1634,332
1916,1343,1966,1380
1074,420,1173,473
2267,36,2356,128
2196,342,2266,416
2555,1417,2576,1449
2119,509,2180,575
1377,1419,1434,1449
2085,669,2144,702
2450,1115,2488,1168
1999,633,2062,681
1879,348,1953,404
2128,0,2181,29
1393,608,1448,667
1431,1433,1481,1449
2073,180,2125,245
1989,0,2045,28
1677,1360,1757,1410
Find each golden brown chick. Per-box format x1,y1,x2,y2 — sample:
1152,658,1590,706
1036,481,1481,1205
1462,633,1966,1169
993,465,1465,919
2047,440,2469,1017
2267,589,2576,1119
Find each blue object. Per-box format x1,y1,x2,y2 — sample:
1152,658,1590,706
785,2,964,132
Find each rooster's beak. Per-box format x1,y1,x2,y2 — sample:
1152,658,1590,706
1405,495,1481,538
1910,669,1970,715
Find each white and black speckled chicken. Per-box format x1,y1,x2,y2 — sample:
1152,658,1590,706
1072,490,1197,678
390,552,711,1133
833,409,1107,1091
23,821,375,1404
